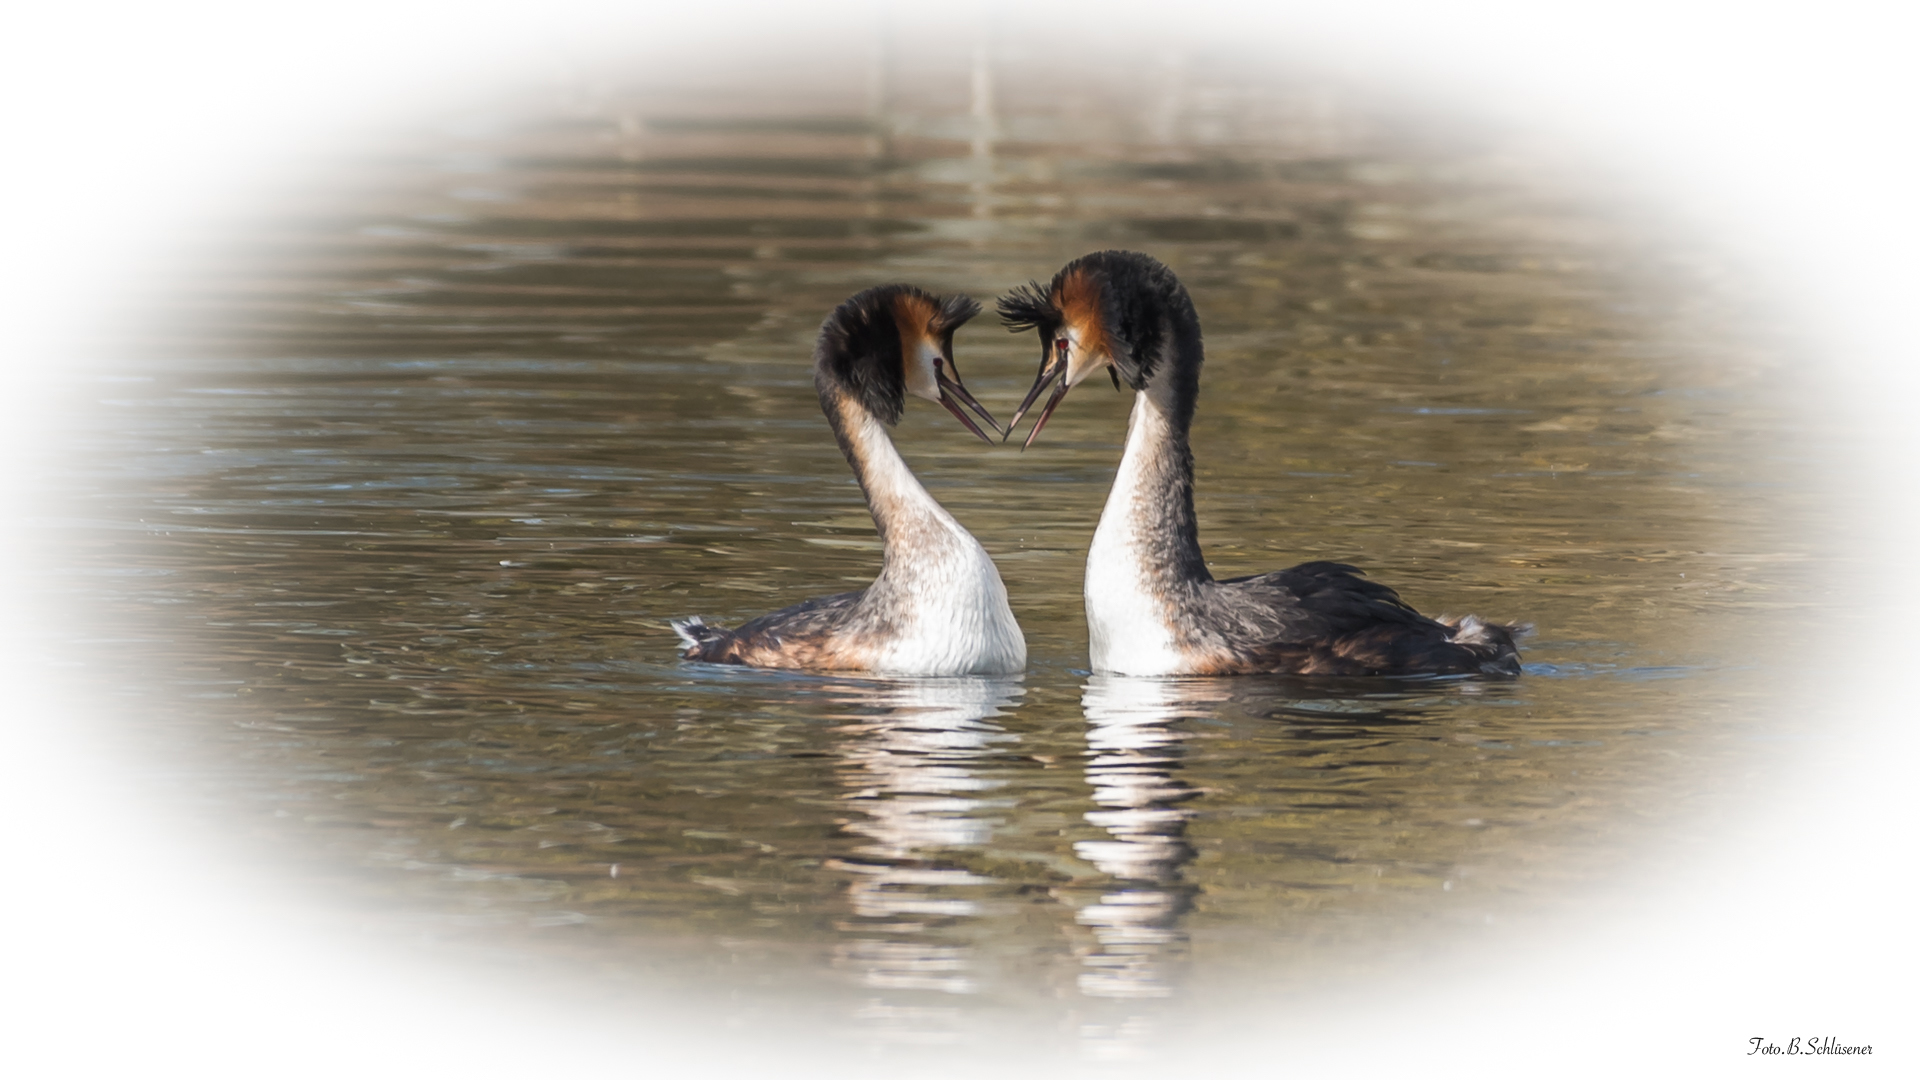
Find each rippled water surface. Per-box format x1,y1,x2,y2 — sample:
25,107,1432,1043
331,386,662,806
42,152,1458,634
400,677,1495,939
36,36,1822,1057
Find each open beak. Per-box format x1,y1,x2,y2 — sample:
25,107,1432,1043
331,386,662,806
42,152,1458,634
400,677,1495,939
1005,338,1078,450
935,357,1000,444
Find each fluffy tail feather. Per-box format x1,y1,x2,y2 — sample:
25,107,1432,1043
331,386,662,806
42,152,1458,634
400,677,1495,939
670,616,729,659
1441,614,1532,676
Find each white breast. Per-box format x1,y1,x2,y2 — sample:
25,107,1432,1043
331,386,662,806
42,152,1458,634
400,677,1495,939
873,526,1026,676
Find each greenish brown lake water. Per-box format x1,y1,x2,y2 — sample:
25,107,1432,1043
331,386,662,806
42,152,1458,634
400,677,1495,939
32,36,1827,1059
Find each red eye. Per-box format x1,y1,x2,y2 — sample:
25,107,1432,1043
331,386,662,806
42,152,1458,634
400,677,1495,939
1054,338,1068,353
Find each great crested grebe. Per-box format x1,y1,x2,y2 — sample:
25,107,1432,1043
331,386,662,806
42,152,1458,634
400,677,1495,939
672,285,1027,676
999,250,1524,677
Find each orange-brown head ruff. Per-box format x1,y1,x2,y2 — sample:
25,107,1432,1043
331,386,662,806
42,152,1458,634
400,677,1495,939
815,284,996,439
997,250,1193,448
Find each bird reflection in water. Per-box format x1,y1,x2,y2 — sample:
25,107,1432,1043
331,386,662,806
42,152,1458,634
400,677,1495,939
1071,675,1218,1056
822,677,1023,1043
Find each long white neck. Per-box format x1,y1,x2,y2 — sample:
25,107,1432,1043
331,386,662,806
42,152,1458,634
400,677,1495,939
838,401,962,549
1084,380,1207,676
833,397,1026,676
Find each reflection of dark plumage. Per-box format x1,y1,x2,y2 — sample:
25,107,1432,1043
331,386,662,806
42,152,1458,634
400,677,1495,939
1000,250,1525,677
672,285,1026,675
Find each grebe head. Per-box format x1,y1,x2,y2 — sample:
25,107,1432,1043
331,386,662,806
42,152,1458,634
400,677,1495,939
997,250,1199,447
816,284,999,441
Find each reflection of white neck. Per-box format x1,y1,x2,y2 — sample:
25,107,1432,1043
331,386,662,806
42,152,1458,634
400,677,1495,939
1081,673,1223,730
1073,675,1205,1001
837,677,1021,861
838,403,1027,676
831,677,1020,989
1078,674,1199,883
1085,393,1185,675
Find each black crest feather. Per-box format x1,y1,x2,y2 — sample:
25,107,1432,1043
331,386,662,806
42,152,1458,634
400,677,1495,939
996,281,1059,333
934,293,983,335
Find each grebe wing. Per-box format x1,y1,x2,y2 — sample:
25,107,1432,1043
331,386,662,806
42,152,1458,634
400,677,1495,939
1208,562,1518,675
675,589,865,664
1213,561,1432,637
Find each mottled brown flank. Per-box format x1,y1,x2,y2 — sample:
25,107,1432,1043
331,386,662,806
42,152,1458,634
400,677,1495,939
680,590,889,670
890,292,938,361
687,633,883,671
1055,270,1115,359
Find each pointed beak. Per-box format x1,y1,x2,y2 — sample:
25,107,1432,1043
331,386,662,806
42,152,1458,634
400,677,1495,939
1007,337,1091,450
935,356,1000,444
1004,339,1063,443
1021,377,1077,450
